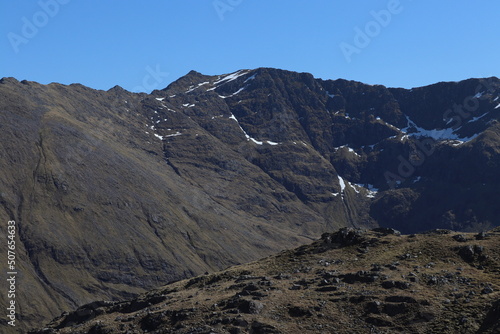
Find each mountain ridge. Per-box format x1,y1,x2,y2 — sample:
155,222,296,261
0,68,499,330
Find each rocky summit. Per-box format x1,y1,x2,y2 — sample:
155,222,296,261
30,227,500,333
0,68,499,331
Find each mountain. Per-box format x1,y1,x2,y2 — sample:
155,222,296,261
30,227,500,333
0,68,499,330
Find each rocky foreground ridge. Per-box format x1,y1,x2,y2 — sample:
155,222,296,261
31,227,500,334
0,68,499,330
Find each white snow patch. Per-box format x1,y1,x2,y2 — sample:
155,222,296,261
326,91,335,98
494,96,499,101
495,103,500,109
244,74,257,83
402,115,478,142
354,183,379,198
331,192,340,197
337,175,346,192
474,91,484,99
165,132,182,138
334,145,360,156
250,138,263,145
267,141,279,146
219,86,247,99
154,134,163,140
347,181,360,194
156,97,165,101
229,113,252,140
213,70,249,85
469,112,489,122
413,176,422,183
186,81,210,93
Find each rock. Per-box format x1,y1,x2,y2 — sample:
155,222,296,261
365,301,382,314
425,229,452,235
320,228,365,249
365,316,394,327
385,296,417,303
248,301,264,315
452,234,468,242
232,318,249,327
315,286,338,292
475,232,488,240
288,306,313,317
383,303,408,316
458,245,486,262
372,227,401,236
250,321,280,334
342,271,379,283
382,280,410,290
478,299,500,332
482,287,494,295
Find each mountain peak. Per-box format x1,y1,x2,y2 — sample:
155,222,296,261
0,70,499,330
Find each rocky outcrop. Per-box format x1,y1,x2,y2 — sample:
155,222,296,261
30,228,500,334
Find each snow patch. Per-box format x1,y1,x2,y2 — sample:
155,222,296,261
469,112,489,122
337,175,346,192
402,115,478,142
334,145,360,157
156,97,165,101
229,113,251,140
244,74,257,83
165,132,182,138
186,81,209,93
154,134,163,140
213,70,249,86
219,86,247,99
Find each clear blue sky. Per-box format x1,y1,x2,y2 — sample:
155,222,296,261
1,0,499,92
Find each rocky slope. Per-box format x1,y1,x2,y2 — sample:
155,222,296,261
0,68,499,330
31,227,500,333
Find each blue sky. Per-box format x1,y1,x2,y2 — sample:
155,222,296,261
1,0,499,92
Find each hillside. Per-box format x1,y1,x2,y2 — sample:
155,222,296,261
0,69,499,330
31,227,500,333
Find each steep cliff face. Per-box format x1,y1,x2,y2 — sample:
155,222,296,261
0,69,499,330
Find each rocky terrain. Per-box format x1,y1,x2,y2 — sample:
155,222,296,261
0,68,499,330
31,227,500,333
